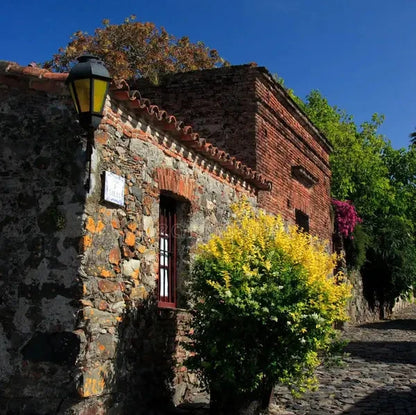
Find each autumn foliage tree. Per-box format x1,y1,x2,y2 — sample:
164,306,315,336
45,16,227,83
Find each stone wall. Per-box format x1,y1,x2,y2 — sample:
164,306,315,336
0,69,257,414
135,65,332,242
69,100,256,414
346,270,380,324
347,269,413,325
0,84,87,413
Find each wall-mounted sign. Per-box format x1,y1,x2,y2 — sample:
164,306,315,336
103,171,125,206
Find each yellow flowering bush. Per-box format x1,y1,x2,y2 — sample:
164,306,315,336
186,202,351,413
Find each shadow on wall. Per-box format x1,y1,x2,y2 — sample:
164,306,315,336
107,299,179,414
0,90,88,414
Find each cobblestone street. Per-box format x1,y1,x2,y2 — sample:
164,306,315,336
270,304,416,415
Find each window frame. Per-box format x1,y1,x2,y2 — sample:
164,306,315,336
158,196,178,309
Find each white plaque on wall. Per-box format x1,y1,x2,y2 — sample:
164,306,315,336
104,171,125,206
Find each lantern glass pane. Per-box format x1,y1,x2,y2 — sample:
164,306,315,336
93,79,108,113
68,83,80,114
74,79,91,113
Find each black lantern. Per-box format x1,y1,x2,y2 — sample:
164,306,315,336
66,55,111,130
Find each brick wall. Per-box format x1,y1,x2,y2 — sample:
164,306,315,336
253,72,332,241
135,65,333,242
135,65,259,169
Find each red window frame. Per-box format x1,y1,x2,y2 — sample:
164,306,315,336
158,197,177,308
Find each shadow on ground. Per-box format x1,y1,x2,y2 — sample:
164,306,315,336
341,386,416,414
359,319,416,331
175,402,209,414
345,341,416,364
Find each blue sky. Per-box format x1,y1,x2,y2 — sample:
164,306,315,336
2,0,415,149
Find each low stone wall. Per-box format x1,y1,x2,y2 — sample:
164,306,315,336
346,269,414,325
346,270,379,324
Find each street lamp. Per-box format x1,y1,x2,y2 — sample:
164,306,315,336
66,55,111,190
66,55,111,130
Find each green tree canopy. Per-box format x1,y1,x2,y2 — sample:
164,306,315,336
301,89,416,310
302,91,392,219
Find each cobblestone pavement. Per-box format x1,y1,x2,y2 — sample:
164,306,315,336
269,303,416,415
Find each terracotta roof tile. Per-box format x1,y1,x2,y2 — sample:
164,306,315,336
0,61,272,191
0,61,68,81
110,84,271,190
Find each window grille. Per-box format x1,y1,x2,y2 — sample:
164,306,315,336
158,197,177,308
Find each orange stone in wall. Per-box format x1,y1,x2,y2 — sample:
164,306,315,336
108,247,121,265
124,231,135,247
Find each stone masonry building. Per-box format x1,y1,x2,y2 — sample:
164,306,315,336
0,61,331,414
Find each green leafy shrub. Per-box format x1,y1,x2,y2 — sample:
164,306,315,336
344,224,370,270
186,202,350,412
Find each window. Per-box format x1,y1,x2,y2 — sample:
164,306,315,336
158,196,177,308
295,209,310,233
291,166,318,188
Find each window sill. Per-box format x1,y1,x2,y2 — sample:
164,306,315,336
157,302,188,312
158,301,176,309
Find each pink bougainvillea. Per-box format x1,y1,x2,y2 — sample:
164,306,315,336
332,199,362,239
